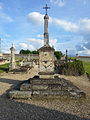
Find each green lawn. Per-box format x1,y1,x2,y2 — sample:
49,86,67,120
0,63,9,73
83,61,90,75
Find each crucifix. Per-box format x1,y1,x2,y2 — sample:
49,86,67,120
43,4,50,15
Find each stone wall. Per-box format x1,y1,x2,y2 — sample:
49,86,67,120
77,56,90,62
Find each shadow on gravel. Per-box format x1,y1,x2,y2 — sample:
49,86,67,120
0,78,22,85
0,97,89,120
0,78,90,120
0,78,24,98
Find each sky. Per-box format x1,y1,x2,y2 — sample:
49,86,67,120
0,0,90,56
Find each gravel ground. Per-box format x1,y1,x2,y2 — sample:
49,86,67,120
0,72,90,120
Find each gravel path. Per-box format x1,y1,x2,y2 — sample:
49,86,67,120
0,73,90,120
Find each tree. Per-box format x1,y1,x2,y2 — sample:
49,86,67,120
19,49,31,54
54,51,64,59
19,49,39,54
32,50,39,54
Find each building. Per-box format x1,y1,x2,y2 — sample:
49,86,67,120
77,56,90,62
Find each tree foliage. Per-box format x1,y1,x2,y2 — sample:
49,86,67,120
54,51,64,59
19,49,39,54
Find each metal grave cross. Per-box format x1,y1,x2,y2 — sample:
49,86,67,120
43,4,50,15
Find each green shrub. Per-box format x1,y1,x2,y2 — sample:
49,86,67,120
60,60,85,76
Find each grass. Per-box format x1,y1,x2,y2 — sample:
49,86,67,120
83,61,90,75
0,63,9,73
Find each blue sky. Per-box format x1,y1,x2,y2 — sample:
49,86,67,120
0,0,90,56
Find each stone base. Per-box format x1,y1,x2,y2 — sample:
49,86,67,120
39,74,54,79
9,76,86,99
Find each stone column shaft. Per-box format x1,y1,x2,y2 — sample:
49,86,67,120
10,46,16,70
44,14,49,46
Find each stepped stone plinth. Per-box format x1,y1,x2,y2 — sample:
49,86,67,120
9,76,86,99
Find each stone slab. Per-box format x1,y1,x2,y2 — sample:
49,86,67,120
39,75,54,79
9,91,32,99
32,90,85,98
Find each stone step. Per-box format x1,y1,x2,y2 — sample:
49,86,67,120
20,82,80,92
31,90,85,98
9,89,85,99
29,78,72,86
9,91,32,99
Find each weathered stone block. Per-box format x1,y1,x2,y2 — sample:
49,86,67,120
9,91,32,99
39,74,54,79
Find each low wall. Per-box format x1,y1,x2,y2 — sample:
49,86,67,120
77,56,90,62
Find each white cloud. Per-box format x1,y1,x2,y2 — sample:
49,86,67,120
27,12,78,32
26,36,58,50
19,43,35,50
79,18,90,34
49,38,57,48
50,0,65,7
5,34,11,38
27,12,90,34
53,18,79,32
0,2,13,23
26,37,43,49
37,34,43,38
27,12,44,26
78,49,90,55
0,12,13,23
27,12,53,26
26,38,43,45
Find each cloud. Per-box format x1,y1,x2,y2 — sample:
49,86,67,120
5,34,11,38
79,18,90,34
49,38,57,48
78,49,90,55
75,18,90,55
27,12,44,26
0,12,13,23
76,45,85,51
26,38,43,45
37,34,43,38
0,2,13,23
53,18,79,32
27,12,53,26
26,36,58,50
27,12,90,34
84,42,90,49
27,12,78,32
50,0,65,7
19,43,35,50
27,12,90,55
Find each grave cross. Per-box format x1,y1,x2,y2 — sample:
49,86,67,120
43,4,50,15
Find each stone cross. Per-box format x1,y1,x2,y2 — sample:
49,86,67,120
43,4,50,15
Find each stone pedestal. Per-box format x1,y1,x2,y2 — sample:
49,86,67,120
38,46,55,79
9,45,16,71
